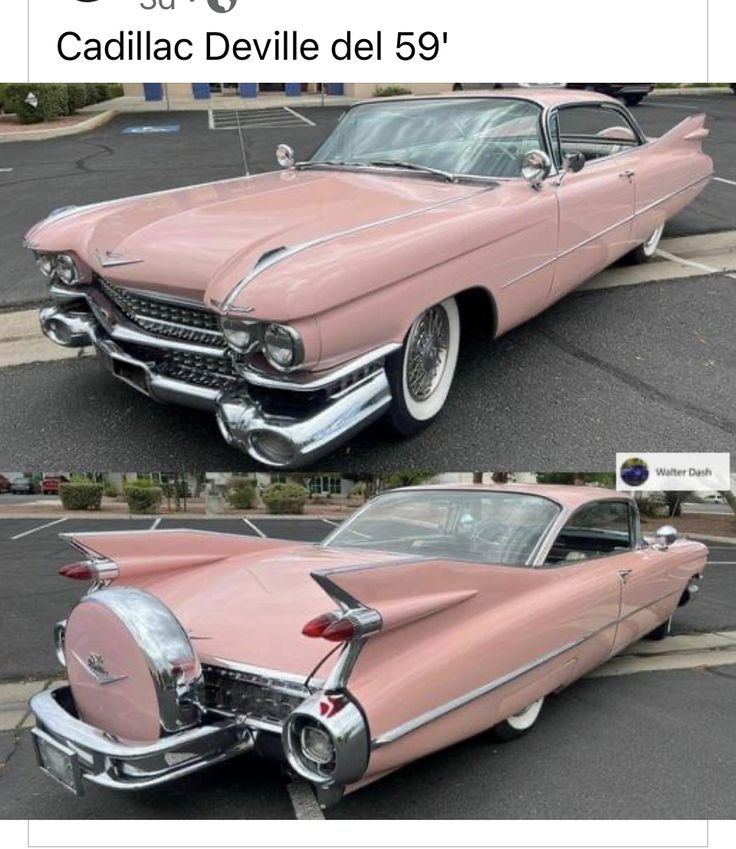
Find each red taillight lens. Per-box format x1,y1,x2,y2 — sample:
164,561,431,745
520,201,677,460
302,613,338,638
58,562,94,580
322,617,356,642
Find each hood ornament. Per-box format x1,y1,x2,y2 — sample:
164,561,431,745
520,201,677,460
95,249,145,269
73,651,128,686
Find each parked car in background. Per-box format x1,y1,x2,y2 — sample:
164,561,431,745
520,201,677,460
30,484,706,805
699,493,726,505
41,475,69,495
28,90,711,468
10,476,35,494
566,84,653,106
0,474,11,493
731,84,736,95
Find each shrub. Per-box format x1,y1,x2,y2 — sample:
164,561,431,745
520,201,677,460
66,84,89,113
125,485,163,515
59,482,103,511
262,482,308,515
0,83,9,114
350,481,368,499
374,86,411,97
5,84,69,124
226,477,257,510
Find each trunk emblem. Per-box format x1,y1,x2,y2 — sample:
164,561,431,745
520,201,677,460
73,651,128,686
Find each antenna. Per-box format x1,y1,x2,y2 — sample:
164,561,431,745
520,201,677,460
234,107,250,177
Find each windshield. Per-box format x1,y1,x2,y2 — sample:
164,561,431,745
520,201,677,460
324,490,560,566
309,98,546,179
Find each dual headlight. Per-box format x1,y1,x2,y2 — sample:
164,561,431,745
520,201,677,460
221,317,304,371
36,253,80,287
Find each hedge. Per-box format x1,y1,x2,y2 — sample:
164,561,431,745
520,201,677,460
125,485,163,515
2,83,124,123
226,478,257,510
262,482,309,515
59,482,103,511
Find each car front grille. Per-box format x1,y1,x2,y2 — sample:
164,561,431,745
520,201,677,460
98,278,227,348
155,350,238,389
202,664,307,727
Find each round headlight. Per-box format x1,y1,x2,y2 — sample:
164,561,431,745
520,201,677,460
300,724,334,766
221,317,260,352
263,324,303,370
54,254,79,286
36,254,55,277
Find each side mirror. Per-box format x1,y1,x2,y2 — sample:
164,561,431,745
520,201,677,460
653,525,678,551
521,150,552,189
563,151,585,174
276,144,295,169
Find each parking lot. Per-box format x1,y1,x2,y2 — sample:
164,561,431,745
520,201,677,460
0,96,734,471
0,515,734,819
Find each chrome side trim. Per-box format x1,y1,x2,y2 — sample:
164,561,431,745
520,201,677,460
372,586,683,748
221,186,495,310
500,172,711,291
200,655,323,690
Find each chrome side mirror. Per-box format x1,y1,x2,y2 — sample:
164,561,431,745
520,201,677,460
653,525,678,551
521,150,552,189
276,144,295,169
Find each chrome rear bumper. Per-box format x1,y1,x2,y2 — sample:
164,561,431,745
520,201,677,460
39,295,394,468
30,686,254,794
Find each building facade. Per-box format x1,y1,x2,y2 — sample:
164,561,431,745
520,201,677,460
122,82,451,102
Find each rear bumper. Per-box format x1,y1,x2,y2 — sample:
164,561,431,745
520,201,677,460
30,685,255,794
39,293,394,468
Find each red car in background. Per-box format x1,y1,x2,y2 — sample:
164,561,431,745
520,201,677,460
41,476,68,496
0,475,11,494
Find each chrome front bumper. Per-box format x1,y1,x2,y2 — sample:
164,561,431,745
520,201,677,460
40,293,394,468
30,686,255,794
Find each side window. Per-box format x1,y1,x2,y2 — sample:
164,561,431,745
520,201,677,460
557,105,641,163
548,111,563,168
545,500,633,565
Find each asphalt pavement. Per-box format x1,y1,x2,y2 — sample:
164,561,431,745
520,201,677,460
0,513,733,818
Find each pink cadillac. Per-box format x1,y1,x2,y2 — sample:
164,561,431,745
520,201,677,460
26,91,712,468
29,484,706,806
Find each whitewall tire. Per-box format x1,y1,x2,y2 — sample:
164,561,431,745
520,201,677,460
631,222,665,264
385,297,460,436
492,697,545,742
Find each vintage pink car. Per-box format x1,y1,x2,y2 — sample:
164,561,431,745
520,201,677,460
26,91,712,468
30,484,706,806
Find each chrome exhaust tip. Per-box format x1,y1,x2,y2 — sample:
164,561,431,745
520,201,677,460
40,306,95,348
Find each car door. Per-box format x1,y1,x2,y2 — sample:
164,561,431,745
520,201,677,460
547,103,640,298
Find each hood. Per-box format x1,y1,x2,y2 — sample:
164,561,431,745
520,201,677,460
28,170,480,305
133,541,405,679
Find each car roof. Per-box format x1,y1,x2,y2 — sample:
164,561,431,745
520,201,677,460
395,483,629,509
354,88,619,110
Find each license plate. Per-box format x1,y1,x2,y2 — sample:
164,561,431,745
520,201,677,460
112,358,150,396
32,729,84,795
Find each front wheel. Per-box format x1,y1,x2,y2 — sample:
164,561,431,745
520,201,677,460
492,698,545,742
630,222,665,264
385,297,460,437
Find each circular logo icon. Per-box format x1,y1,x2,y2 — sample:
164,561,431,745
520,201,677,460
207,0,237,12
620,457,649,487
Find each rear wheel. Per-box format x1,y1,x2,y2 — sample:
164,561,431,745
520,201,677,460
385,298,460,437
492,698,545,741
645,615,672,641
630,222,665,264
624,94,645,107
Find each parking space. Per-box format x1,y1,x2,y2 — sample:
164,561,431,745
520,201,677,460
209,106,316,130
0,514,733,818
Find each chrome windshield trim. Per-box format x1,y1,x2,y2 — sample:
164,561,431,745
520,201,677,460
372,586,682,749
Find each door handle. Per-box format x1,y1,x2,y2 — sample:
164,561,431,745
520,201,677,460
618,569,633,583
619,170,635,180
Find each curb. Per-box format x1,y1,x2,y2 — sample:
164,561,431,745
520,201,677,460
650,86,733,97
0,110,116,144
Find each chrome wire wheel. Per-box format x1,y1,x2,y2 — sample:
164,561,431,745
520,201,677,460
406,305,450,403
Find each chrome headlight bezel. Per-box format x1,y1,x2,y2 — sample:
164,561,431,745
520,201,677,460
220,316,263,353
263,323,304,371
35,252,81,286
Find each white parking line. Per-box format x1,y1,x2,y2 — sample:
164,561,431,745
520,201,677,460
150,517,162,530
714,176,736,187
283,106,316,127
655,248,736,281
286,777,324,819
242,517,266,538
322,518,340,527
10,517,67,541
0,168,13,173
